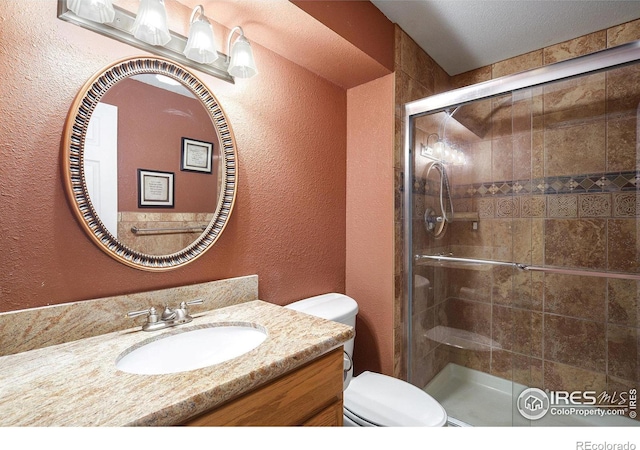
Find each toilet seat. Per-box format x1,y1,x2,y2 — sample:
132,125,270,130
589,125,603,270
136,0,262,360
343,371,447,427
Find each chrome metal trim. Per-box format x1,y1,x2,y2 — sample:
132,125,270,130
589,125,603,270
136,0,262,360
131,225,207,234
447,416,472,427
403,110,414,381
416,255,640,281
416,254,516,267
405,40,640,118
520,265,640,281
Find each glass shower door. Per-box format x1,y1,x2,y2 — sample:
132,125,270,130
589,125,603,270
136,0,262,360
405,46,640,427
408,94,529,426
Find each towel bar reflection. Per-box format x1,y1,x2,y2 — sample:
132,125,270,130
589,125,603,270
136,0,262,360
131,225,207,235
415,254,640,281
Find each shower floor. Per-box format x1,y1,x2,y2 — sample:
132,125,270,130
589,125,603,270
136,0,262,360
424,363,638,427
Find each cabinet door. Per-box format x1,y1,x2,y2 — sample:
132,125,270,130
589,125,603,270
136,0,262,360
302,401,343,426
185,348,344,426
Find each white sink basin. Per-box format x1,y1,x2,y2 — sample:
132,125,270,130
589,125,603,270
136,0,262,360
116,324,267,375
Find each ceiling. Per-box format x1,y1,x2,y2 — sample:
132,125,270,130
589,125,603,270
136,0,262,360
175,1,640,86
371,0,640,75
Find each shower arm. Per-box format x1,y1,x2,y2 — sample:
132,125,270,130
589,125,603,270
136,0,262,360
415,254,640,281
438,106,460,146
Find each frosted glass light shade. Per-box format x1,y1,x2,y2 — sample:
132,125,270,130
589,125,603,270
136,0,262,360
67,0,115,23
132,0,171,46
228,36,258,79
184,16,218,64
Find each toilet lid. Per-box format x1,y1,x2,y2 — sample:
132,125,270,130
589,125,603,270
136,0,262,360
344,371,447,427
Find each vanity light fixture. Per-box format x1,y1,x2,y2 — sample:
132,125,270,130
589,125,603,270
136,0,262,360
58,0,258,83
131,0,171,46
184,5,219,65
226,26,258,79
67,0,115,23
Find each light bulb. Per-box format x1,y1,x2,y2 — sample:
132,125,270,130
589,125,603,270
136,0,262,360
68,0,115,23
184,6,219,64
228,35,258,78
132,0,171,46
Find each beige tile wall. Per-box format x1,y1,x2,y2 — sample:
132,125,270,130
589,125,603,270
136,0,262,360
394,25,451,379
395,19,640,399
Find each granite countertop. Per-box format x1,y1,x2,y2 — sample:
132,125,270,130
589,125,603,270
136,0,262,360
0,300,353,426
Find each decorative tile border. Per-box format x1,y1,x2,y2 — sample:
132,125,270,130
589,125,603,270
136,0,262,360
520,196,546,217
445,171,639,198
579,194,612,217
413,172,638,198
614,192,639,217
478,198,494,218
547,195,578,218
469,193,638,219
496,197,518,218
413,172,638,218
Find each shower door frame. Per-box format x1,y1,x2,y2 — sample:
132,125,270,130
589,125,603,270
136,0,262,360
402,39,640,382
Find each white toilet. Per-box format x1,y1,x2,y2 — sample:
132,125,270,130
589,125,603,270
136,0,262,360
286,293,447,427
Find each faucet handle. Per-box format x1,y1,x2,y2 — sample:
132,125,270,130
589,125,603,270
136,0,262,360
186,298,204,306
126,307,159,324
179,298,204,315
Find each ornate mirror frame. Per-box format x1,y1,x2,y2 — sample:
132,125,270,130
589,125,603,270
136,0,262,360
62,57,237,271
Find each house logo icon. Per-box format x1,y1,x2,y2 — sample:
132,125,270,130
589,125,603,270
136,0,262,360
517,388,550,420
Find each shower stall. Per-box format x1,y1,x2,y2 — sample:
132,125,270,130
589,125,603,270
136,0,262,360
403,41,640,426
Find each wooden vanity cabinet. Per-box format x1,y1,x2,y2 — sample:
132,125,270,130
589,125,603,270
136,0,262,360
184,348,344,426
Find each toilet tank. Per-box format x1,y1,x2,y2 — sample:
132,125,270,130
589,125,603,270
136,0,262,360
286,293,358,327
285,293,358,389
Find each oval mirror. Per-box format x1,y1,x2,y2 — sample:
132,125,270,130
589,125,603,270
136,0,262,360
62,57,237,271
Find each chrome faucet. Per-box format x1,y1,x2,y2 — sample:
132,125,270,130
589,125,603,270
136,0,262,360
127,299,204,331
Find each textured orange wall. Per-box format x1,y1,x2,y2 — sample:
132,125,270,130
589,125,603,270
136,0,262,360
346,74,396,376
291,0,395,72
0,0,346,312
